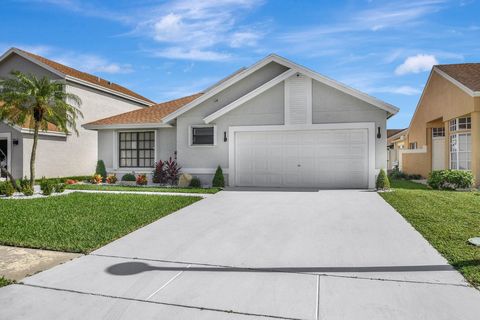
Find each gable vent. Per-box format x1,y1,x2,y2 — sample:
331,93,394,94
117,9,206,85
285,73,312,125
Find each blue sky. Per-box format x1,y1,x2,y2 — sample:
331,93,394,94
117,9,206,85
1,0,479,128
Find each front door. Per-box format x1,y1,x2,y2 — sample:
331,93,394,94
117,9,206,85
432,137,445,170
0,138,7,177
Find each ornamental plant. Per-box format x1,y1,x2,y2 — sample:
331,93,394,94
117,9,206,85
189,177,202,188
90,174,103,184
152,160,167,184
376,169,390,191
165,157,181,185
65,179,77,185
40,178,54,196
121,173,136,181
106,174,117,184
95,160,107,181
427,170,474,190
212,166,225,188
54,182,65,193
22,185,34,196
136,174,148,186
3,181,15,197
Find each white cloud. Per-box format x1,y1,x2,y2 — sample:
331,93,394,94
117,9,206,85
395,54,438,75
52,52,133,74
151,47,231,61
230,31,262,48
371,85,421,95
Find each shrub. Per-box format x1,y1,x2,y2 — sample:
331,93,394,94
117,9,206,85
90,174,103,184
136,174,148,186
388,168,407,180
189,176,202,188
1,181,15,197
407,174,422,180
106,174,117,184
376,169,390,190
212,166,225,188
19,176,30,190
95,160,107,181
40,178,54,196
22,184,34,196
65,179,77,185
121,173,136,181
165,157,181,185
152,160,167,184
427,170,474,190
54,183,65,193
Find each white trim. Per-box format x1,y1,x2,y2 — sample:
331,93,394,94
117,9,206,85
188,125,217,147
162,54,398,123
83,123,172,130
0,48,153,106
228,122,376,189
434,68,480,97
0,132,12,175
203,69,296,124
182,168,229,175
20,128,68,137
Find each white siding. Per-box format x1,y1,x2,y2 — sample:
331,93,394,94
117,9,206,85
285,74,312,125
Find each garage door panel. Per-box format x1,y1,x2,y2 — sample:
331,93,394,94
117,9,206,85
234,129,368,188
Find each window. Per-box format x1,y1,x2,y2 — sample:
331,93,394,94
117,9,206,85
450,117,471,132
409,142,417,149
432,127,445,137
450,133,471,170
190,126,215,146
119,131,155,168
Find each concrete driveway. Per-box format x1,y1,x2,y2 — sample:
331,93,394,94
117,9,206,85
1,190,479,319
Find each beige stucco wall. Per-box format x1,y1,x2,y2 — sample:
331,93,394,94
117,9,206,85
402,71,476,178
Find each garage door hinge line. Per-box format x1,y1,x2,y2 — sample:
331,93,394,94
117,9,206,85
145,264,191,300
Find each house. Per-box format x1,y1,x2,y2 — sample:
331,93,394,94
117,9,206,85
398,63,480,183
0,48,154,179
84,54,399,189
387,128,407,170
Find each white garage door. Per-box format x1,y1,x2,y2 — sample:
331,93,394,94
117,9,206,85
234,129,368,188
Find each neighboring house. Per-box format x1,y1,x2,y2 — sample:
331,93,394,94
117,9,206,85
387,128,407,170
398,63,480,183
0,48,154,179
85,54,398,189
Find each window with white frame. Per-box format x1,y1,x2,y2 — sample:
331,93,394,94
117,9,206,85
119,131,155,167
450,133,471,170
449,117,471,132
190,125,216,146
432,127,445,137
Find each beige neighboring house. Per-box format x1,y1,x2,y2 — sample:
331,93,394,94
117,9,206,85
387,128,407,170
85,54,399,189
0,48,154,179
398,63,480,183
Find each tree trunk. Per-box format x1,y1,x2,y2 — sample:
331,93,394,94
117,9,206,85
0,167,20,191
29,121,40,188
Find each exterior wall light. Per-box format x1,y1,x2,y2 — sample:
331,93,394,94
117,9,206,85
377,127,382,139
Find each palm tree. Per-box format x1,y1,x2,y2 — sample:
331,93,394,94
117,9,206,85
0,71,82,187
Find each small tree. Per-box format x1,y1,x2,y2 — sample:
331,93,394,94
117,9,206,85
376,169,390,190
95,160,107,181
0,71,82,187
212,166,225,188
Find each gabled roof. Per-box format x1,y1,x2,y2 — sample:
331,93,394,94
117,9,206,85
0,48,155,106
387,128,407,138
162,53,399,123
83,93,202,129
434,63,480,97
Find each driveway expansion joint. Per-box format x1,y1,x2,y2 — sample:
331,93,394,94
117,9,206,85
17,283,307,320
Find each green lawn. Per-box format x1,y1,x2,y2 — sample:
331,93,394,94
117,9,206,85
66,184,220,194
0,193,200,253
0,277,13,288
380,179,480,287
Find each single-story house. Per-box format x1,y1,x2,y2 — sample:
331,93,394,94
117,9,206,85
85,54,399,189
396,63,480,184
387,128,407,170
0,48,154,179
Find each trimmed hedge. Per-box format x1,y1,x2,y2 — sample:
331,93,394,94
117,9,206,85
95,160,107,180
121,173,136,182
212,166,225,188
427,170,474,190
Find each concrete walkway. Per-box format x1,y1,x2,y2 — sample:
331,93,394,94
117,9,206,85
1,190,479,319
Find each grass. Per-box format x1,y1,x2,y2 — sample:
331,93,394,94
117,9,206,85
0,277,13,287
65,184,220,194
0,192,200,253
380,179,480,287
